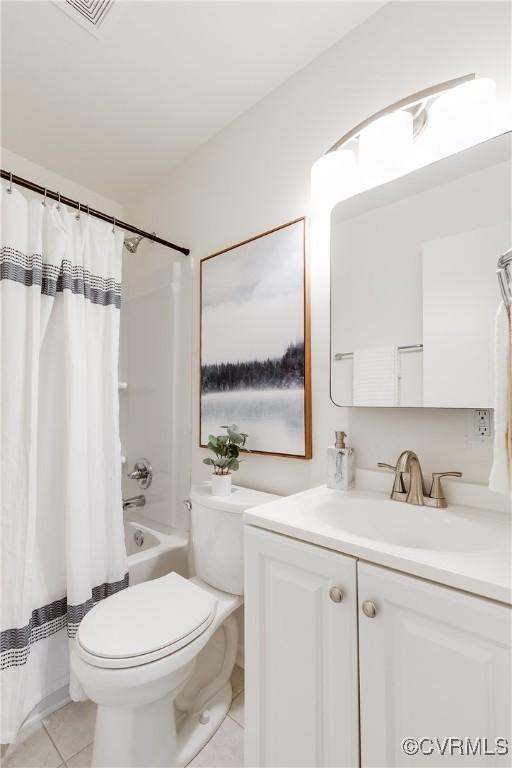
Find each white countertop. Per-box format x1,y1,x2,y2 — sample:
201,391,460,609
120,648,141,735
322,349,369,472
244,485,512,605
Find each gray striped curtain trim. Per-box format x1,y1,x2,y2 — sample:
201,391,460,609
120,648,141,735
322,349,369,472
0,573,128,670
0,247,121,308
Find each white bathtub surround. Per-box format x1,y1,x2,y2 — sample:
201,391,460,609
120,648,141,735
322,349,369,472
71,485,277,767
489,302,511,495
211,473,232,497
0,187,127,743
123,516,188,586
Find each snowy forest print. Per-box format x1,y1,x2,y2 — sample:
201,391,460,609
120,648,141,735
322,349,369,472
200,218,310,457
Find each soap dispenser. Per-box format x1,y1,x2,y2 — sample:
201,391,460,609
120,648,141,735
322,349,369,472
327,431,354,491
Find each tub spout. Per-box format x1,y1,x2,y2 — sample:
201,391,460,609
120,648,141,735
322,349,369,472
123,494,146,511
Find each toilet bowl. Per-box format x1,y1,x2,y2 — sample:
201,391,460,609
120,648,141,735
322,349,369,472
71,483,279,768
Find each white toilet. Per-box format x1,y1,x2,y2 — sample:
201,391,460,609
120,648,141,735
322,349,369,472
71,483,279,768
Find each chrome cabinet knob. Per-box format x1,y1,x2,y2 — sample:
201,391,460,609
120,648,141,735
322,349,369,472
362,600,377,618
329,586,344,603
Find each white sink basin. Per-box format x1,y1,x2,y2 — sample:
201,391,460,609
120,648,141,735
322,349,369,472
315,497,497,552
245,485,511,603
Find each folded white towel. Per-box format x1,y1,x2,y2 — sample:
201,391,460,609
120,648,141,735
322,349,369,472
353,346,399,407
489,302,511,494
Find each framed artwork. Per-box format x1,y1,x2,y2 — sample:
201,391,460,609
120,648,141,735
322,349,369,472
200,217,311,459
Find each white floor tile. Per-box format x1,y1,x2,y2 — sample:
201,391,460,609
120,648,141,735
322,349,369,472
43,700,96,761
2,723,62,768
66,743,92,768
188,717,244,768
229,691,244,728
230,665,244,699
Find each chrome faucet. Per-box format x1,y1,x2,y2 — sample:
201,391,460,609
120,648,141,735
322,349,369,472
378,450,462,508
123,494,146,511
126,458,152,489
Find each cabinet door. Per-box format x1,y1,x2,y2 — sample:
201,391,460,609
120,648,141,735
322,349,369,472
245,526,358,767
358,562,512,767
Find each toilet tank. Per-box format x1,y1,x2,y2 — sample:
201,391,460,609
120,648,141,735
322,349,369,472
189,483,281,595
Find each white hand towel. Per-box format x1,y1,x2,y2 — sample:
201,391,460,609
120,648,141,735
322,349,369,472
489,302,511,493
353,346,399,407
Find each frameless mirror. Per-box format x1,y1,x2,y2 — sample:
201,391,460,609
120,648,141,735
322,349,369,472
330,132,511,408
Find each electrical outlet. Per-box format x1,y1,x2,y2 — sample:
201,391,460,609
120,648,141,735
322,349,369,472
465,409,492,445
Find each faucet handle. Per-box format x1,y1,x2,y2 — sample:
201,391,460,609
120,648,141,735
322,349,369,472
126,458,152,489
428,471,463,506
377,462,396,472
377,461,406,496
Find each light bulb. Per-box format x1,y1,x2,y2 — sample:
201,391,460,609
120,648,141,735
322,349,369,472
426,78,497,158
358,110,413,189
310,149,357,213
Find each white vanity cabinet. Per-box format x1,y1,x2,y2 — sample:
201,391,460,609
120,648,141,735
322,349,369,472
358,562,511,767
245,527,511,768
244,526,359,768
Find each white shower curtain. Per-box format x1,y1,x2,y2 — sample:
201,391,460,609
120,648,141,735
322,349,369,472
0,186,128,743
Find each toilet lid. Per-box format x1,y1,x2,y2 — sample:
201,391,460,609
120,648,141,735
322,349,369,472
76,572,217,666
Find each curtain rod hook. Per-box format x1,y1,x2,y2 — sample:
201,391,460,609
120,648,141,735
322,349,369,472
86,204,90,217
7,172,13,194
57,191,61,210
112,216,116,234
42,188,47,207
75,201,81,221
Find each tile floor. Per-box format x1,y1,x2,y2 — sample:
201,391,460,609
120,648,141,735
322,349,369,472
2,666,245,768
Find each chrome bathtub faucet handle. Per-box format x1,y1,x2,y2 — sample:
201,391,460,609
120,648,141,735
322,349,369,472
127,458,153,489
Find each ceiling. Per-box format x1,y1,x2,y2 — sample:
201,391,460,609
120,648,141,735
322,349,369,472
1,1,382,202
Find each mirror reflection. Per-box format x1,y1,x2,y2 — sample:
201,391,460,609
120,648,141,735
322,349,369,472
330,132,511,408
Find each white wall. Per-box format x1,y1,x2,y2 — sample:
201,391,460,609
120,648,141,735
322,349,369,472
123,0,511,509
1,147,124,217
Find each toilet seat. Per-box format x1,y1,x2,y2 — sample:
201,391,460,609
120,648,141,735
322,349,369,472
76,572,217,669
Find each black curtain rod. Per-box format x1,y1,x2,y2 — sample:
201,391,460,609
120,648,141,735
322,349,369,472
1,169,190,256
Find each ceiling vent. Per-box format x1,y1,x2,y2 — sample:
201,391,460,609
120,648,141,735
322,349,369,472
53,0,114,36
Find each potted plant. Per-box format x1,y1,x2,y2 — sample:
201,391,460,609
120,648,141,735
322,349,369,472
203,424,248,496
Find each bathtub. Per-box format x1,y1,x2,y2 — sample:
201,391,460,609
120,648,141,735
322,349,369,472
124,515,189,585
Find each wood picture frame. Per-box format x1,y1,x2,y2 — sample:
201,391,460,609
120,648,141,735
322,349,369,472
199,217,311,459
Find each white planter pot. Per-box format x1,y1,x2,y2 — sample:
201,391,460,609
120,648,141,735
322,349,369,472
211,473,232,496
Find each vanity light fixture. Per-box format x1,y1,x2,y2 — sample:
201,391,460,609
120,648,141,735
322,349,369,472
427,78,497,157
358,110,413,188
314,74,499,208
310,149,357,212
327,74,479,154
